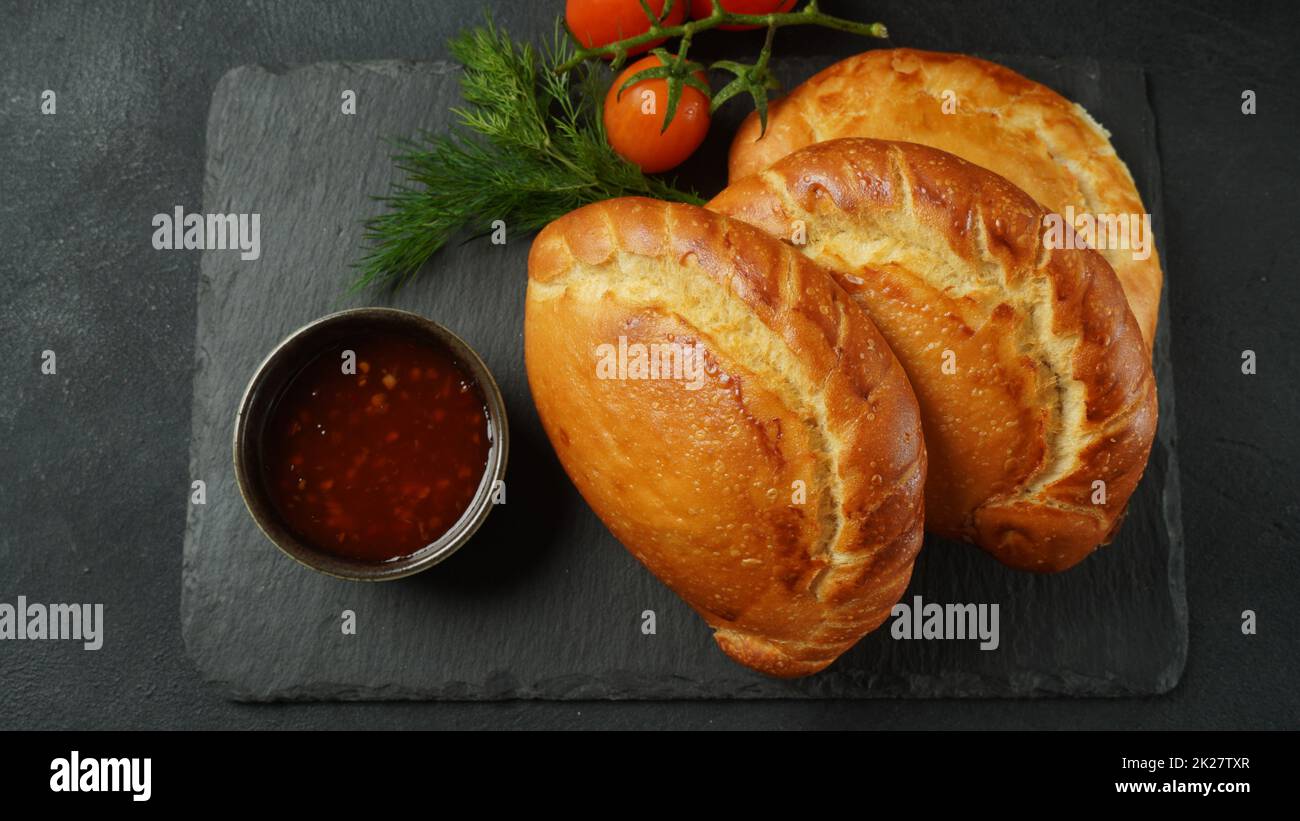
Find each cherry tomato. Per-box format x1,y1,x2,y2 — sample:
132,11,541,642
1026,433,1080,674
690,0,797,31
604,55,711,173
566,0,688,57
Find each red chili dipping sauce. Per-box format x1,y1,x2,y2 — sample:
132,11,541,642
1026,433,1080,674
261,332,491,562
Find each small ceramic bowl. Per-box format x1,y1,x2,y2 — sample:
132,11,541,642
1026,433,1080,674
233,307,509,581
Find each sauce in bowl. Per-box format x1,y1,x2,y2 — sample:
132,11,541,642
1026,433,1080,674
260,330,491,563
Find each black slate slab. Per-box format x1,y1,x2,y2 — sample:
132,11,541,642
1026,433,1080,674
182,54,1185,700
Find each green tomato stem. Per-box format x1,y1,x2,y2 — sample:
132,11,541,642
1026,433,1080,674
554,2,888,75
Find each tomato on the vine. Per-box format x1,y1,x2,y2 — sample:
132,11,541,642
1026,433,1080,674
603,55,711,173
566,0,688,57
689,0,797,30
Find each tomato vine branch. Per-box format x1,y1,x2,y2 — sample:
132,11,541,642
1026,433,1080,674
554,0,888,74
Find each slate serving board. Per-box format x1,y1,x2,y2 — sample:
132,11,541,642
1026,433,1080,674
182,54,1185,700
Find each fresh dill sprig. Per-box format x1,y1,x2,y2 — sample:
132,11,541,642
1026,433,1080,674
354,17,704,291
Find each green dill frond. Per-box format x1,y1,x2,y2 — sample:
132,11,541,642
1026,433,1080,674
354,14,703,292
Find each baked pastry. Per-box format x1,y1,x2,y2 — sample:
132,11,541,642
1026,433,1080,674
709,139,1156,572
728,48,1162,349
525,197,926,677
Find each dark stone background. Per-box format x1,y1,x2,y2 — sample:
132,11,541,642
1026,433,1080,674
1,0,1296,729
